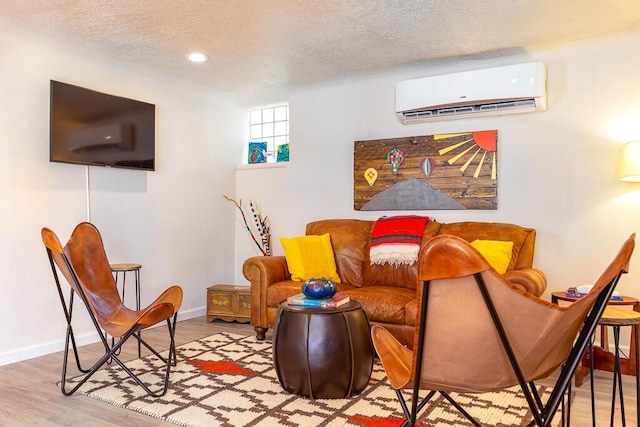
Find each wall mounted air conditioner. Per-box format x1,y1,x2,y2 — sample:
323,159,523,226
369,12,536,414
395,62,546,123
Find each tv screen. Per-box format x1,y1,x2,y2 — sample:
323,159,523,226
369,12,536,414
49,80,155,171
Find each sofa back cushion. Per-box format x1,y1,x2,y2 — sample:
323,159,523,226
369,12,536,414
306,219,371,287
435,222,536,271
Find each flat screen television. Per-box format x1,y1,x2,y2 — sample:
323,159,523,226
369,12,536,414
49,80,155,171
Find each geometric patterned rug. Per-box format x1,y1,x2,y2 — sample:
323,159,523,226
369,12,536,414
69,332,557,427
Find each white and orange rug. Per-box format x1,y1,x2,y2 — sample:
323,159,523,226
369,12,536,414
68,332,555,426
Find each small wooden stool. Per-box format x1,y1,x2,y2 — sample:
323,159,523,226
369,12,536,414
589,306,640,427
110,263,142,357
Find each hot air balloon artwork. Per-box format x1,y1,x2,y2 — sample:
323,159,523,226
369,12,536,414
364,168,378,187
420,157,435,179
386,148,404,174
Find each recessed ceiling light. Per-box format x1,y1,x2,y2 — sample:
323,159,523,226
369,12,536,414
186,52,209,63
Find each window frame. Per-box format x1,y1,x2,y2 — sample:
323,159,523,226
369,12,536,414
248,103,289,164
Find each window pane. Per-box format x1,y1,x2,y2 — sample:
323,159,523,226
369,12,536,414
274,121,287,137
263,108,274,123
266,138,276,162
262,122,274,138
263,137,275,153
274,106,287,122
250,124,262,139
250,110,262,125
275,136,288,146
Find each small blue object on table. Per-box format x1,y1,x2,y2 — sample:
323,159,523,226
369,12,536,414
302,277,337,299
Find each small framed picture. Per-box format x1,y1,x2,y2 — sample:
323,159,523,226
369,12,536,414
277,144,290,162
248,142,267,164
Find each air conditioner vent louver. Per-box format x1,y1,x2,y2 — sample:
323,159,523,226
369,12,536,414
395,62,546,123
402,99,537,122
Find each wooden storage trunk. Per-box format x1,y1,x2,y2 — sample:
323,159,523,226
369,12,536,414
206,284,251,323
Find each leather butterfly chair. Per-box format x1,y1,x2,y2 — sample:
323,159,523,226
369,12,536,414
372,234,634,427
42,222,183,397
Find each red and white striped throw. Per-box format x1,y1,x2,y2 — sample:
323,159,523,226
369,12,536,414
369,215,432,266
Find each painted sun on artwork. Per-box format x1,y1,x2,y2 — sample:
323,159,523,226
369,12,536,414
437,130,497,179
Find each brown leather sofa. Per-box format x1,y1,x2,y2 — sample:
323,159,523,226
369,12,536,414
243,219,547,346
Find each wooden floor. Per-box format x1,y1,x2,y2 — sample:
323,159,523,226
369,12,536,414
0,316,636,426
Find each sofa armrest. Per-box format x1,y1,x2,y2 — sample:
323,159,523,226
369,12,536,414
243,256,290,328
503,268,547,297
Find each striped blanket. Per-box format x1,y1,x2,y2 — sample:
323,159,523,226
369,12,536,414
369,215,432,266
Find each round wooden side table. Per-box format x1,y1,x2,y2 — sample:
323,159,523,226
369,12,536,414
272,300,374,399
589,307,640,426
110,263,142,310
551,292,640,387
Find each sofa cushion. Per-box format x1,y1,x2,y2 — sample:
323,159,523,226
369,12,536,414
306,220,372,287
336,286,415,324
404,299,417,326
436,222,535,271
280,233,341,282
470,239,514,274
267,281,306,307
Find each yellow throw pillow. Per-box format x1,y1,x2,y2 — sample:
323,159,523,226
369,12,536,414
280,233,341,283
470,239,514,274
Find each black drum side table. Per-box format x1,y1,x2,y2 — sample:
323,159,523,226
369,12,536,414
272,300,374,399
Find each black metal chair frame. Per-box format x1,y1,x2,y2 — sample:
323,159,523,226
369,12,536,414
46,247,178,397
397,270,624,427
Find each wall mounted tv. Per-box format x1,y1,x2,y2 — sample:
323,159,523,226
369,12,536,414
49,80,155,171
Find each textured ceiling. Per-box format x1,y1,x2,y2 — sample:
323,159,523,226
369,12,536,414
2,0,640,92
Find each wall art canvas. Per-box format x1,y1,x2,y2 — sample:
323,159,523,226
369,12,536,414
353,130,497,210
248,142,267,164
276,143,290,162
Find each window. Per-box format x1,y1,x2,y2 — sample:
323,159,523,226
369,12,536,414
249,104,289,163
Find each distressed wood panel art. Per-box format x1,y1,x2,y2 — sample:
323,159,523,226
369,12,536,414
353,130,497,210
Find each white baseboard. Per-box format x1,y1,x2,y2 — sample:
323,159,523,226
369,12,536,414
0,306,206,367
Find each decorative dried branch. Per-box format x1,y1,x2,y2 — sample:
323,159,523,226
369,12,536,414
224,195,271,256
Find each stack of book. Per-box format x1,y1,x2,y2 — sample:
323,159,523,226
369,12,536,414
287,293,350,309
565,286,623,300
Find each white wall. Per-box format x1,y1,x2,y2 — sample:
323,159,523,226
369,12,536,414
234,29,640,302
0,30,242,365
